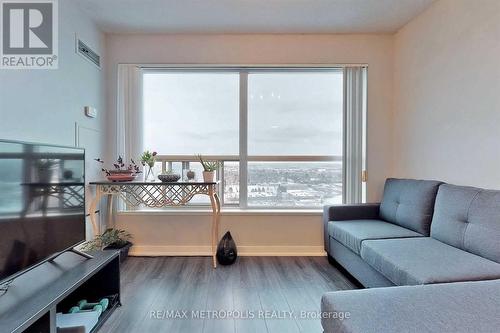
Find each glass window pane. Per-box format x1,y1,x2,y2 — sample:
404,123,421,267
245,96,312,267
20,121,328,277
223,161,239,205
183,161,210,205
143,72,239,155
248,71,343,156
247,161,342,207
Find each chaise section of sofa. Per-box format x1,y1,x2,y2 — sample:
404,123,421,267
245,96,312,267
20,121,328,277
321,279,500,333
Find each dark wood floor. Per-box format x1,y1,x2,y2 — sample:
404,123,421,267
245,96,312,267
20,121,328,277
98,256,357,333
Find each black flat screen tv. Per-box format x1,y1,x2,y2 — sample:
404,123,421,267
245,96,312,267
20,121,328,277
0,140,86,283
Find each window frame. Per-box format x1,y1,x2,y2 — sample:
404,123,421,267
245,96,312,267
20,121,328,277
141,66,362,210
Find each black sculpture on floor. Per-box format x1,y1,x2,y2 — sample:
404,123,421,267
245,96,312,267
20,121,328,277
216,231,237,265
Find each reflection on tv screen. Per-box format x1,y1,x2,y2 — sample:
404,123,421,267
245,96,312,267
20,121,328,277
0,140,86,282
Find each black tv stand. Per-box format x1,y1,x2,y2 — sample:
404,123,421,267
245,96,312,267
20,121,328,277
65,248,94,260
0,251,120,333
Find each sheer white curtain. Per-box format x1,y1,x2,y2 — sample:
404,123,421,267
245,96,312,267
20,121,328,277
116,64,143,163
343,66,367,204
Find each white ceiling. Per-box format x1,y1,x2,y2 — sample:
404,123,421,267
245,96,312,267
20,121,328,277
75,0,436,34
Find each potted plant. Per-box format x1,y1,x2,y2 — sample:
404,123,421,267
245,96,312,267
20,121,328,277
95,157,142,182
82,228,133,262
140,150,157,182
197,154,219,182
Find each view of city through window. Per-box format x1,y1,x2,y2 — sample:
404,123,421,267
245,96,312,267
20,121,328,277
223,162,343,207
143,70,343,208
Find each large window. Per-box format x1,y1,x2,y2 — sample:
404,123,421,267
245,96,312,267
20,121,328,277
141,67,363,209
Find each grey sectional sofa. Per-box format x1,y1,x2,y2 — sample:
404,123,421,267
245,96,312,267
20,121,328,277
321,178,500,333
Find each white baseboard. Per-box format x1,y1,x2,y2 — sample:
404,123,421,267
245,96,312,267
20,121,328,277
238,246,326,256
129,245,326,257
129,245,212,256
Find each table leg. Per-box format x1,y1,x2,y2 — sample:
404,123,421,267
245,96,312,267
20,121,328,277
209,190,221,268
106,194,114,230
88,187,102,237
214,192,221,241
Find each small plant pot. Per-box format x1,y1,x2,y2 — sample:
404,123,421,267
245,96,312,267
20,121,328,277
104,241,133,263
203,171,215,182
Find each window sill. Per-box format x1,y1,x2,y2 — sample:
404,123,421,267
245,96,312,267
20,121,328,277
117,208,322,216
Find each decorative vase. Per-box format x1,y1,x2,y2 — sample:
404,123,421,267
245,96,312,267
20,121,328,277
203,171,215,182
186,169,195,181
158,173,181,182
216,231,237,265
144,165,155,182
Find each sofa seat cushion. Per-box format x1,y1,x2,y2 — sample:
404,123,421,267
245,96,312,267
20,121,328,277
321,279,500,333
328,220,422,254
360,237,500,285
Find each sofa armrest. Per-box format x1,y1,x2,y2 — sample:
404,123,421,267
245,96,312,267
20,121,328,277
323,203,380,253
324,203,381,222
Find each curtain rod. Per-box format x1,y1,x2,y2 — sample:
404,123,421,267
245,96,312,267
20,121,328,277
133,63,368,70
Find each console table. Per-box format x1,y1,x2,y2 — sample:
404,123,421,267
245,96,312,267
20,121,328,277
88,181,221,268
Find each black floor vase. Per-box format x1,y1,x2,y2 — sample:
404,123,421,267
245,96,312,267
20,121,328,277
216,231,237,265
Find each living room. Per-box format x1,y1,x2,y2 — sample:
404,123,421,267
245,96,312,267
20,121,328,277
0,0,499,332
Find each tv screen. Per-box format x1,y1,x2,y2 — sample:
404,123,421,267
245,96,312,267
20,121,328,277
0,140,85,283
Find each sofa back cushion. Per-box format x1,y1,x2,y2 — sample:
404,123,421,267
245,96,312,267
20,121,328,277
379,178,443,235
431,184,500,263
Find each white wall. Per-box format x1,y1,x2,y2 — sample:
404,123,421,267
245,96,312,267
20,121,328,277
104,34,394,255
0,1,105,147
393,0,500,189
0,1,106,238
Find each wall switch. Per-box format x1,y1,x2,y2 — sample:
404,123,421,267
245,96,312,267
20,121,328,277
84,106,97,118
